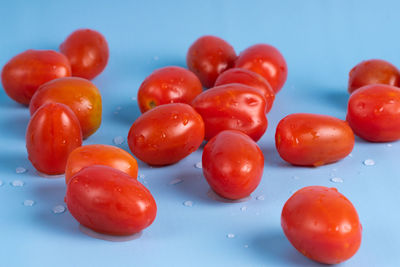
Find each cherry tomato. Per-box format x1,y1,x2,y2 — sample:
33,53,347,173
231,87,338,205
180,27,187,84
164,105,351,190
65,144,138,184
186,35,236,88
59,29,109,80
348,59,400,94
202,130,264,200
214,68,275,113
192,84,268,141
128,103,204,166
1,49,71,105
346,84,400,142
26,103,82,175
275,113,354,167
66,165,157,235
235,44,287,93
137,66,202,113
29,77,102,139
281,186,362,264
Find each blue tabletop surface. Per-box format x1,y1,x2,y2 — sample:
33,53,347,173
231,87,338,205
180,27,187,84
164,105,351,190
1,0,399,266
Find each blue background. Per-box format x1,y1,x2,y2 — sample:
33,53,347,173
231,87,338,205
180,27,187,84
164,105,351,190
0,0,399,266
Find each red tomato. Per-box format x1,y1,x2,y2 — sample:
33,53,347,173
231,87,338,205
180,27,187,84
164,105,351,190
137,66,203,113
235,44,287,93
192,84,268,141
65,144,138,184
346,84,400,142
275,113,354,167
202,130,264,200
66,165,157,236
29,77,102,139
59,29,109,80
186,35,236,88
281,186,362,264
26,103,82,175
128,103,204,166
348,59,400,94
1,49,71,105
214,68,275,113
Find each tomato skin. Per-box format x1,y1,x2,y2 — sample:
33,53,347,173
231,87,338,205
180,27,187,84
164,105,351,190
214,68,275,113
348,59,400,93
59,29,109,80
192,84,268,141
29,77,102,139
281,186,362,264
138,66,203,113
128,103,204,166
26,103,82,175
346,84,400,142
1,49,71,105
66,165,157,236
186,35,236,88
65,144,138,184
275,113,354,167
202,130,264,200
235,44,287,93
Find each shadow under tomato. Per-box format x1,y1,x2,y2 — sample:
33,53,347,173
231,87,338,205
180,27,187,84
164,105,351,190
260,143,293,168
250,230,322,266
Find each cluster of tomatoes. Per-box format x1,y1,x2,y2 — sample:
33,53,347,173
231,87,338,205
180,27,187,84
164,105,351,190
3,29,400,264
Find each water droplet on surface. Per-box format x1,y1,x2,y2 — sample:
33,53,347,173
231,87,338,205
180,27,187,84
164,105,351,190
183,200,193,207
153,56,159,61
240,206,247,212
11,180,24,187
169,178,183,185
23,200,35,206
244,244,249,248
348,153,353,158
330,177,343,183
139,174,146,179
256,195,265,201
227,233,235,239
131,97,137,101
387,144,393,147
363,159,375,166
116,106,122,111
79,224,142,242
113,136,124,145
52,205,66,214
194,162,202,169
16,167,27,174
0,180,3,186
292,175,300,180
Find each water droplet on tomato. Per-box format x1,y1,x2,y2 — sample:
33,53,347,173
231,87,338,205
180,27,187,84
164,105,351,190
183,119,189,126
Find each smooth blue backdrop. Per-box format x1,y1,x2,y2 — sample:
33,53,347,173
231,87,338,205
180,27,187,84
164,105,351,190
0,0,399,266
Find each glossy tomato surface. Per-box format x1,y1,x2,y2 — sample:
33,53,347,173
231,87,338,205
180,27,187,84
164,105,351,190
281,186,362,264
348,59,400,93
214,68,275,113
59,29,109,80
65,144,138,184
66,165,157,236
137,66,202,113
346,84,400,142
275,113,354,167
202,130,264,200
192,84,267,141
128,103,204,166
26,103,82,175
29,77,102,139
186,35,236,88
1,49,71,105
235,44,287,93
